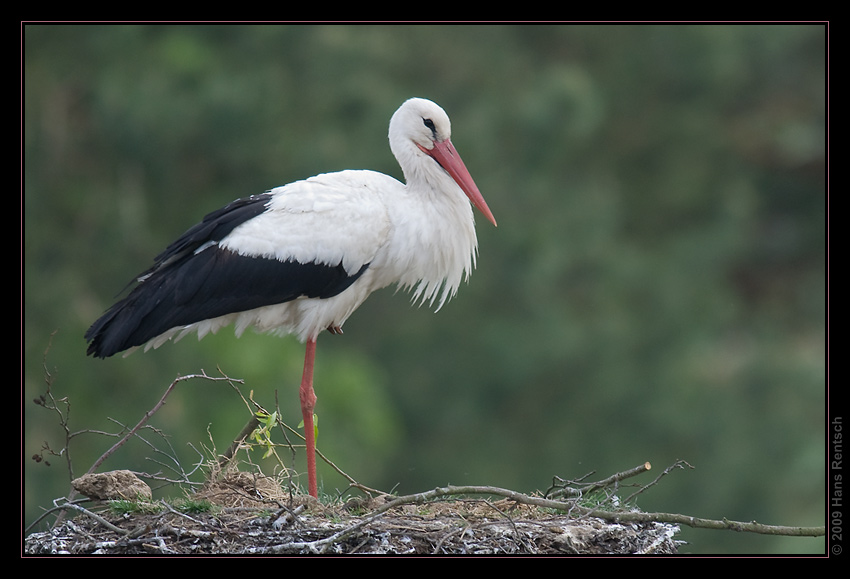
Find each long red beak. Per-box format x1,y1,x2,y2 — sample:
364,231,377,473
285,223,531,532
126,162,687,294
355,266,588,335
420,139,497,227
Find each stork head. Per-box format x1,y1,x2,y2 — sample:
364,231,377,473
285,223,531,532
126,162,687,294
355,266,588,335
389,98,497,227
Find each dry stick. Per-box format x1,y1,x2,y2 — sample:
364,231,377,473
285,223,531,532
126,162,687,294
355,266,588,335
38,332,77,477
463,485,824,538
247,393,387,498
56,500,128,535
217,415,261,470
279,420,385,497
318,451,385,497
544,459,815,537
53,371,241,529
258,483,825,554
25,498,89,534
225,375,385,497
222,386,303,490
87,371,238,476
546,462,652,499
622,459,692,505
220,370,275,470
579,461,653,496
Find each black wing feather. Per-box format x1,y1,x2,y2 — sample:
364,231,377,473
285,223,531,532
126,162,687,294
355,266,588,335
85,194,369,358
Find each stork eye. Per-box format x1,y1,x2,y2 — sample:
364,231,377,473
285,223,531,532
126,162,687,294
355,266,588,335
422,118,437,137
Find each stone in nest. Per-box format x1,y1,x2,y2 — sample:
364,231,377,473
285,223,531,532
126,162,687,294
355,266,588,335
72,470,152,501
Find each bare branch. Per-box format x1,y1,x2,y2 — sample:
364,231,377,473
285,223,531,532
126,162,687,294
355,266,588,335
87,371,239,476
276,483,824,553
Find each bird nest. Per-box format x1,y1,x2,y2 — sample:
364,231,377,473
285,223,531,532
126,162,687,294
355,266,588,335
25,471,681,555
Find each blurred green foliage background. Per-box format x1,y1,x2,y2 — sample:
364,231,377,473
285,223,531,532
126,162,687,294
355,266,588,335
23,24,826,554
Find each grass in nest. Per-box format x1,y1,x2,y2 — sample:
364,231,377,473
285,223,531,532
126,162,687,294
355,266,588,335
106,497,220,517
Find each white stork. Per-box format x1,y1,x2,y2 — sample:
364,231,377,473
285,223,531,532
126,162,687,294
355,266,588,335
85,97,497,498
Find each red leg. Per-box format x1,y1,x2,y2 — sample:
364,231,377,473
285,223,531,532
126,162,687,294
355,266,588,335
299,338,318,498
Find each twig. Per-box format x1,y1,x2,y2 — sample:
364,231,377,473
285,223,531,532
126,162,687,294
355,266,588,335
622,459,692,504
33,331,76,477
53,499,129,535
48,370,242,529
253,482,825,554
221,380,384,497
578,461,652,496
87,371,239,476
546,461,652,500
217,415,261,469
